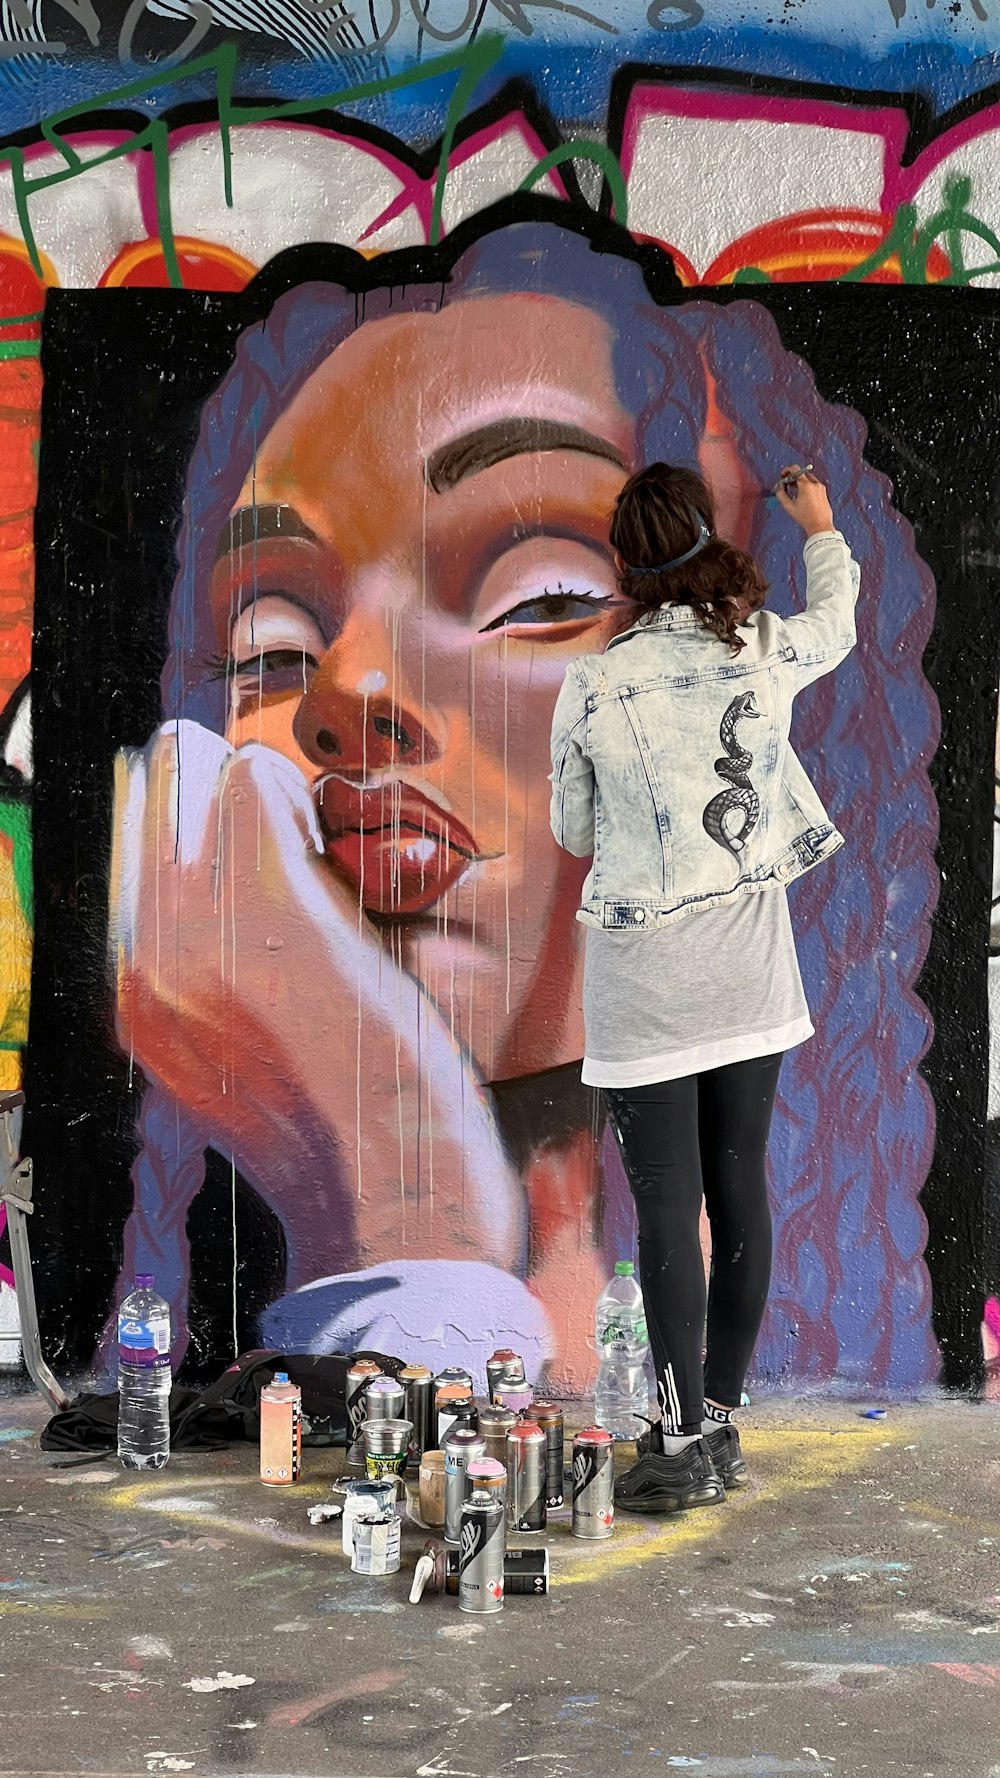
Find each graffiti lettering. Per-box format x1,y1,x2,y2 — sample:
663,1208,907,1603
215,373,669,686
886,0,989,20
118,0,214,68
646,0,704,26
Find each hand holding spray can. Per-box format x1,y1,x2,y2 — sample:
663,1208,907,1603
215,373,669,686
572,1427,614,1539
259,1372,301,1486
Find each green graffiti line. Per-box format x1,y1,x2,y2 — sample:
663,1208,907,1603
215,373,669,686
0,33,520,285
731,175,1000,287
518,140,628,225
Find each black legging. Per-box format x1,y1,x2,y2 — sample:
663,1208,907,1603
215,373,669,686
605,1053,782,1436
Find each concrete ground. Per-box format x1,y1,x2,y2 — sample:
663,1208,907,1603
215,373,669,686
1,1387,1000,1778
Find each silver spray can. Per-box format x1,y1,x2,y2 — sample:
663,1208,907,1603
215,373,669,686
485,1348,523,1404
506,1421,546,1533
443,1424,486,1544
345,1361,384,1473
399,1364,434,1466
477,1404,517,1468
458,1486,505,1615
531,1401,565,1509
572,1427,615,1539
364,1375,405,1424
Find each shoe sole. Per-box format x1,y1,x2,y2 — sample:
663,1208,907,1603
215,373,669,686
614,1480,726,1516
636,1440,752,1493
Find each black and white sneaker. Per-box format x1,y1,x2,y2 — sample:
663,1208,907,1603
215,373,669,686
614,1437,725,1516
636,1418,750,1490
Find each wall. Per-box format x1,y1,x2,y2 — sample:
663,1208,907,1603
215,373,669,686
2,0,1000,1396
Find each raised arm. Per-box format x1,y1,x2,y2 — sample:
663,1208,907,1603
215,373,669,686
774,466,861,692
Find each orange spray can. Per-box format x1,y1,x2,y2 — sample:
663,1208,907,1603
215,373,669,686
259,1370,302,1485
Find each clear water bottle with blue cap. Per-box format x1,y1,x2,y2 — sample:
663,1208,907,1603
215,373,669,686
593,1260,649,1440
117,1274,171,1470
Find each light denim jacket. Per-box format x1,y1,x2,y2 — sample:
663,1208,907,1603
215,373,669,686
549,530,861,930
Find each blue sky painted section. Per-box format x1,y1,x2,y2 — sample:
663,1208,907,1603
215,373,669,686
1,2,1000,138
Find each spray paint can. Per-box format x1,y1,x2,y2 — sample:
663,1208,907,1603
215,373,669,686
494,1381,534,1415
477,1404,517,1469
459,1485,505,1615
364,1376,405,1425
506,1421,546,1533
465,1455,507,1511
345,1360,384,1473
572,1427,615,1539
399,1364,434,1465
485,1348,523,1403
450,1546,548,1595
443,1424,486,1544
530,1401,565,1508
259,1372,302,1486
436,1384,475,1447
434,1365,474,1394
410,1541,549,1600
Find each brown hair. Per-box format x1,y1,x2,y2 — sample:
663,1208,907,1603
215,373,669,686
610,463,768,653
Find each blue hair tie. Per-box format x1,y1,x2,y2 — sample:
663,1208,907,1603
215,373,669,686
626,516,712,575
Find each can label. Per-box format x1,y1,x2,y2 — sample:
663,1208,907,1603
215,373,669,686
365,1450,407,1481
458,1503,504,1613
572,1439,614,1538
260,1397,301,1485
351,1513,401,1575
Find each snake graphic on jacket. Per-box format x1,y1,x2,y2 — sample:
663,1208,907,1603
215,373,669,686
702,690,762,856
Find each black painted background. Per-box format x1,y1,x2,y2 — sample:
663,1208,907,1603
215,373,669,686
21,199,1000,1388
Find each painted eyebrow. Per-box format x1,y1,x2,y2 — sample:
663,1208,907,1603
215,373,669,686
425,418,627,493
214,502,320,563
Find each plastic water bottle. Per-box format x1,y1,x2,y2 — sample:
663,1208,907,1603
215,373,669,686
594,1261,650,1440
117,1274,171,1470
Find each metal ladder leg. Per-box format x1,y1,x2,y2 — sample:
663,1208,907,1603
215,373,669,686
1,1089,70,1413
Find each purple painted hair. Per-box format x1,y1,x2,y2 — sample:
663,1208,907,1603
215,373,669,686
120,215,939,1388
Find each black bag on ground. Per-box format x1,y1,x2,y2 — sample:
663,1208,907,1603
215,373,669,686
39,1348,405,1453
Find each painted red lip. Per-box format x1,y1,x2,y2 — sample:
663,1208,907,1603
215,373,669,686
315,776,480,916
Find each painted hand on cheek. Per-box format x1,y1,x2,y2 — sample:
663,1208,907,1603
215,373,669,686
110,719,526,1283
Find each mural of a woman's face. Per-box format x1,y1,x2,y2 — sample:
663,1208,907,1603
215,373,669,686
210,293,639,1083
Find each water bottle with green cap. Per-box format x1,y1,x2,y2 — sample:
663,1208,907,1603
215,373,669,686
594,1259,649,1440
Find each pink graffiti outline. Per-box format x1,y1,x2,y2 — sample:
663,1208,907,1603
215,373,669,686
617,83,910,214
890,99,1000,209
359,110,569,243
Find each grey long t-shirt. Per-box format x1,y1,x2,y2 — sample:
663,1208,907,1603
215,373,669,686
581,884,812,1089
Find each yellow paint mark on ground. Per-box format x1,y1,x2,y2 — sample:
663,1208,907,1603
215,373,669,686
106,1475,346,1558
905,1500,1000,1538
555,1426,895,1586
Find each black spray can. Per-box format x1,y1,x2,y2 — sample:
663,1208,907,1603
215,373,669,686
458,1488,505,1615
572,1427,615,1539
531,1401,565,1508
345,1360,384,1472
444,1545,549,1596
506,1421,546,1533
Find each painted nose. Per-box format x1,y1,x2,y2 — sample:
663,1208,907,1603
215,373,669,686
293,618,439,774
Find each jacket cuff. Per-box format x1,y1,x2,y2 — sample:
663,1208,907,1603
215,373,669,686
802,529,845,553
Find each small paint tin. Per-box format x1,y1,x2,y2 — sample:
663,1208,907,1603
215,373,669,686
340,1478,397,1556
363,1416,413,1482
351,1511,401,1576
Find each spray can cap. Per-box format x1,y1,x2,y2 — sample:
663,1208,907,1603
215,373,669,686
614,1260,635,1277
135,1274,154,1289
273,1371,290,1384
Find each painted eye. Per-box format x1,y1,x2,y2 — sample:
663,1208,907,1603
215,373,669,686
480,585,609,634
220,595,327,692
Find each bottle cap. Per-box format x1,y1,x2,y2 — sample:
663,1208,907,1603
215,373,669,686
614,1261,635,1276
135,1273,154,1288
273,1371,289,1384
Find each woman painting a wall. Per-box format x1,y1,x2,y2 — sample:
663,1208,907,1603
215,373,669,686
100,204,936,1390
